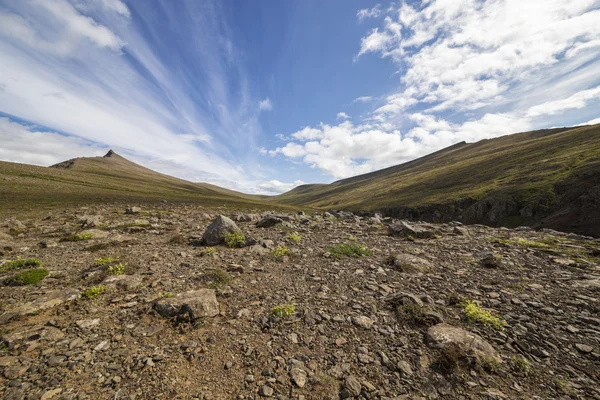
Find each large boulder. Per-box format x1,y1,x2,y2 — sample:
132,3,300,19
387,220,438,239
427,323,500,362
201,215,242,245
154,289,219,320
256,215,283,228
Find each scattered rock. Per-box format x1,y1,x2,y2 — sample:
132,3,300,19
201,215,243,246
290,367,307,388
427,323,500,362
154,289,220,320
388,220,438,239
256,215,284,228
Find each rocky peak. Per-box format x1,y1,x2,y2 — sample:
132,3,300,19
104,149,115,158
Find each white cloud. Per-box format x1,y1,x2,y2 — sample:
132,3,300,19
256,180,305,194
584,117,600,125
357,0,600,115
526,86,600,117
259,98,273,111
99,0,131,18
290,126,323,141
353,96,373,103
267,113,533,179
357,4,381,22
0,117,106,166
0,1,266,192
336,112,350,120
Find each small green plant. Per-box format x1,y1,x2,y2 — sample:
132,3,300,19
65,232,94,241
95,256,119,266
270,303,295,318
490,237,549,249
206,268,231,289
82,285,105,299
326,242,372,259
510,355,532,377
0,257,43,273
203,247,216,256
158,291,176,299
224,232,245,248
106,262,127,275
270,245,290,260
462,300,506,330
346,235,357,241
286,232,302,244
4,268,49,286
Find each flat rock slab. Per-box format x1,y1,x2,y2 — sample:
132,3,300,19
102,274,143,291
1,325,65,347
154,289,219,320
0,289,80,323
571,279,600,290
427,323,500,362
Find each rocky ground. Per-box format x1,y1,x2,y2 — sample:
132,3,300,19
0,204,599,400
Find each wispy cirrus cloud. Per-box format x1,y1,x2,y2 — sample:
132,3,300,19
0,0,277,189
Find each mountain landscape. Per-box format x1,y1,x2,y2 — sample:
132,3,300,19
2,123,599,236
1,123,599,400
2,1,600,399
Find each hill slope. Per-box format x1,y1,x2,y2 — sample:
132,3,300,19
0,150,267,215
272,124,600,236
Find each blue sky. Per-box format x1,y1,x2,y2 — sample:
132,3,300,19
0,0,599,194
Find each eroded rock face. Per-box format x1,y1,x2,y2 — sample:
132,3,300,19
154,289,219,320
201,215,242,245
427,323,500,362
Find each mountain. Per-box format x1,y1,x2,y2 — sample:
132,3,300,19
272,124,600,236
0,150,266,215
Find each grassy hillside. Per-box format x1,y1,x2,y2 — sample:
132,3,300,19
272,124,600,211
0,151,271,216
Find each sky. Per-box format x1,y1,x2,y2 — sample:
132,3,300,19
0,0,599,194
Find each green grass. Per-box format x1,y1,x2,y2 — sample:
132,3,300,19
0,150,298,218
326,242,372,259
106,262,127,275
64,232,94,241
0,257,43,273
95,256,119,266
270,303,295,318
4,268,49,286
206,268,231,289
286,232,302,244
510,356,532,377
490,237,549,248
270,245,290,260
224,232,246,248
82,285,105,299
462,300,506,330
202,247,217,256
